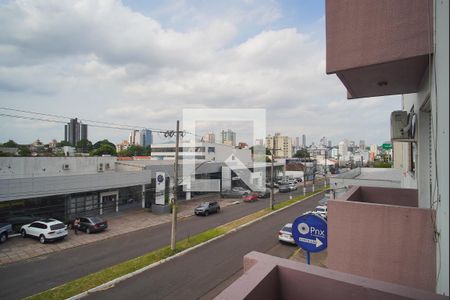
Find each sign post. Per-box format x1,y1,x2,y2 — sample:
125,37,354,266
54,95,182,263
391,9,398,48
292,213,327,265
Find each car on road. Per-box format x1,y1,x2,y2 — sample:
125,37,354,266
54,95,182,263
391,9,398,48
20,219,68,244
256,188,271,198
318,197,328,206
0,223,12,244
194,201,221,216
278,223,295,244
288,183,298,191
302,210,327,221
314,205,327,215
69,216,108,234
278,185,291,193
232,187,251,196
243,193,258,202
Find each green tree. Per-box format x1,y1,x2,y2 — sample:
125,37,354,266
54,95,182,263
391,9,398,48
2,140,18,147
293,149,310,158
18,146,31,156
91,144,116,156
93,139,115,150
76,139,93,153
57,140,72,147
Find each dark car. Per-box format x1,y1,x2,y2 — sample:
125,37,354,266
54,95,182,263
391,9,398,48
5,212,40,227
194,201,220,216
70,216,108,234
278,185,291,193
256,188,271,198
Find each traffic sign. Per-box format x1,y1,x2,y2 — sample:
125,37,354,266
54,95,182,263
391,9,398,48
382,143,392,150
292,213,327,253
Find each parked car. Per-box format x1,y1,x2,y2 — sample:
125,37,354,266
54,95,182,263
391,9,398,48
302,210,327,221
0,223,12,244
243,193,258,202
232,187,251,196
278,223,295,244
20,219,68,244
256,188,271,198
278,185,291,193
318,197,328,206
288,183,298,191
288,179,298,184
314,205,327,215
194,201,220,216
69,216,108,234
5,212,40,227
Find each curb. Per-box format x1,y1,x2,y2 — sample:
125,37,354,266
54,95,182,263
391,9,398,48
66,190,325,299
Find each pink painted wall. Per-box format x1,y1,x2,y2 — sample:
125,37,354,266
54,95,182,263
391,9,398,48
216,252,446,300
328,192,436,291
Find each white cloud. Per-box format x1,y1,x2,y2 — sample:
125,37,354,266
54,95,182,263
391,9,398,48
0,0,399,145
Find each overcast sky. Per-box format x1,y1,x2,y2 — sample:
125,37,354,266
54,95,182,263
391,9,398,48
0,0,400,146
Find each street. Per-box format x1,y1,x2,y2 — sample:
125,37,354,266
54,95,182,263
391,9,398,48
86,192,324,300
0,185,322,300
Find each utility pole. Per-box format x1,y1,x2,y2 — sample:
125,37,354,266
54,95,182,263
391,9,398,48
170,120,180,251
270,138,281,210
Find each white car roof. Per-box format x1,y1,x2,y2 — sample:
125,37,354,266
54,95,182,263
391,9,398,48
34,218,63,225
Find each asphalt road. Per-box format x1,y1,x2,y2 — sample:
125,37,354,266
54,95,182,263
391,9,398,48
0,185,320,300
86,191,324,300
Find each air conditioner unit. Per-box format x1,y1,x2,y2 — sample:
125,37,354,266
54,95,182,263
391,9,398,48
97,163,104,172
62,164,70,170
105,163,110,170
390,110,409,140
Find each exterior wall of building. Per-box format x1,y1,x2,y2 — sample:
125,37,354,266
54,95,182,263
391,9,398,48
328,187,436,292
266,135,292,158
434,0,449,293
0,157,117,179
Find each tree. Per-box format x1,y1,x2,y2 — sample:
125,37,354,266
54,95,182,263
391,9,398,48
293,149,310,158
76,139,93,153
18,146,31,156
2,140,18,147
93,139,115,150
117,145,151,157
57,140,72,147
91,144,116,156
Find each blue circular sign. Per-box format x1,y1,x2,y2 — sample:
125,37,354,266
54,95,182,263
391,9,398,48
157,175,164,183
292,213,327,253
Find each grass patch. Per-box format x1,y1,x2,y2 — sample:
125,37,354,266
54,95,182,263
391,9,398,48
27,188,328,300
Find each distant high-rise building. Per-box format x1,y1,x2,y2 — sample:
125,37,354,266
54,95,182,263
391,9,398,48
302,134,306,148
140,129,153,147
255,139,264,146
203,132,216,143
266,133,292,158
221,129,236,147
64,118,87,146
129,130,140,145
338,140,348,157
319,136,328,147
327,140,332,148
295,137,300,147
359,140,366,150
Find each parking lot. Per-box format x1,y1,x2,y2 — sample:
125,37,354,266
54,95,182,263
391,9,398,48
0,195,240,265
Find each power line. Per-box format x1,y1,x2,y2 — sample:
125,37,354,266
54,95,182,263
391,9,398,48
0,106,169,133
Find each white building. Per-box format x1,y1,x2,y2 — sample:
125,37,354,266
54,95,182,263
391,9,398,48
266,133,292,158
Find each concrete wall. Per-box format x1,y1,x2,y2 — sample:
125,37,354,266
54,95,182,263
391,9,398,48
328,188,436,291
0,170,152,202
216,252,446,300
0,157,117,179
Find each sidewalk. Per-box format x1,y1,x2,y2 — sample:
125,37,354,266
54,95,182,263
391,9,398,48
0,194,239,265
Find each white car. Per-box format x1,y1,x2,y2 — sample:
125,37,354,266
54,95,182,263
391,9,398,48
288,183,298,191
278,223,295,244
314,205,327,215
21,219,68,244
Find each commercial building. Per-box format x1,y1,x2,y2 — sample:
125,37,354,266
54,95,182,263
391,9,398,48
140,129,153,147
301,134,306,148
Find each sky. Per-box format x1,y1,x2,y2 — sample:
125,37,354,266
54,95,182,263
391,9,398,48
0,0,400,147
